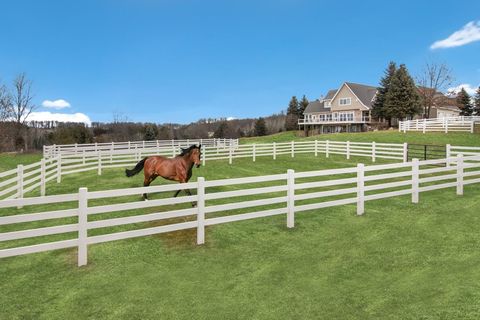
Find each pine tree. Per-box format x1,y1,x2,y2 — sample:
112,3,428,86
371,61,396,126
285,96,299,131
474,86,480,116
456,88,473,116
214,122,228,138
384,64,422,120
143,124,157,141
254,118,267,136
298,95,309,117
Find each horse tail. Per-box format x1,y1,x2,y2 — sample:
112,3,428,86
125,158,147,177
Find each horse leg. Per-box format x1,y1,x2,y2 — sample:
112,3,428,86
143,175,156,200
184,188,197,207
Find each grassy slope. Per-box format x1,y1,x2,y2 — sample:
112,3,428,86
1,131,480,319
242,130,480,147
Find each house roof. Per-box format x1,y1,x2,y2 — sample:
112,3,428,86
324,89,337,100
344,82,377,108
304,100,331,113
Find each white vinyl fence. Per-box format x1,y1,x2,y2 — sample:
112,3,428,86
399,116,480,133
43,138,239,159
1,140,408,200
1,154,480,266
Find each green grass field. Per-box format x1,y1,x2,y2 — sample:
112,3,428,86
2,131,480,319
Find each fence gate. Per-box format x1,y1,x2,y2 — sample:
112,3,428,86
407,144,446,162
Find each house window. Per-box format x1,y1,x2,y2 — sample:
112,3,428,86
338,112,354,121
339,98,351,106
324,100,331,108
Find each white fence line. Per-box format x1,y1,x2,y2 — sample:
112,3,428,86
399,116,480,133
43,138,239,159
2,154,480,266
3,140,480,201
1,140,407,200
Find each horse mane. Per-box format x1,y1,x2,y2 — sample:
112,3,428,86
177,144,200,156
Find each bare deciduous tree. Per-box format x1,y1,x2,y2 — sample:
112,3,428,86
416,61,454,118
10,73,36,124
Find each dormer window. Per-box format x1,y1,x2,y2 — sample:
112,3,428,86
339,97,351,106
324,100,331,108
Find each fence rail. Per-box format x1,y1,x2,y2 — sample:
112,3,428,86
3,140,480,201
2,153,480,266
1,140,409,200
399,116,480,133
43,138,239,159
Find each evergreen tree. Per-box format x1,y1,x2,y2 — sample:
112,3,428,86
456,88,474,116
384,64,422,120
254,117,267,136
474,86,480,116
143,124,157,141
372,61,396,126
214,121,228,138
298,95,309,116
285,96,299,131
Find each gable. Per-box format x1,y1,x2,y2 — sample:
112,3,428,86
330,83,369,111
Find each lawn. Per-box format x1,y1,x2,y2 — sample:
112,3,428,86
2,131,480,319
242,130,480,147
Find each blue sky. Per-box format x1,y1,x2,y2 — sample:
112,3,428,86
1,0,479,125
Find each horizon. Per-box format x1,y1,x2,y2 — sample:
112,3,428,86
1,0,479,125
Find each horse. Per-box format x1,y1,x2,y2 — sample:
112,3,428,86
125,144,202,203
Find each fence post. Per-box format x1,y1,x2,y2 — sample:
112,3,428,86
57,154,62,183
422,120,426,134
445,121,448,133
253,144,256,162
94,142,98,153
78,187,88,267
110,142,114,163
471,121,474,133
326,140,329,158
273,142,276,160
446,144,451,167
229,146,233,165
314,140,318,157
97,153,102,175
75,143,78,154
196,177,206,245
412,158,419,203
371,141,376,162
403,143,408,163
457,154,464,196
40,159,46,197
82,149,86,165
346,141,350,160
202,145,206,166
291,141,294,158
287,169,295,228
17,164,24,200
356,163,364,216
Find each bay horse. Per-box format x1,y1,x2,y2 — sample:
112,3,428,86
125,144,202,203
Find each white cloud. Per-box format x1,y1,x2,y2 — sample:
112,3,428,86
41,99,71,109
431,21,480,49
447,83,479,96
226,117,237,121
26,111,91,126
